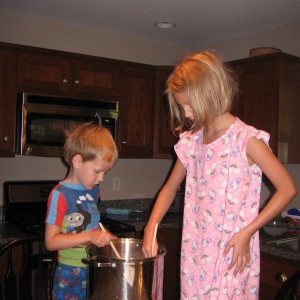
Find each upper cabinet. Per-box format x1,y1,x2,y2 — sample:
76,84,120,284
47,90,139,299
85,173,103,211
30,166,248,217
17,50,121,98
229,52,300,163
0,47,17,157
118,65,155,158
153,67,178,159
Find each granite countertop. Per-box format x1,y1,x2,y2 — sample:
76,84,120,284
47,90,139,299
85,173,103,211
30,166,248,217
103,211,183,231
260,231,300,263
1,196,300,264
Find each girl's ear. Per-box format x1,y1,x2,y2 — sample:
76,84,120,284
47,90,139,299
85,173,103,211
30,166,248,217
72,154,83,168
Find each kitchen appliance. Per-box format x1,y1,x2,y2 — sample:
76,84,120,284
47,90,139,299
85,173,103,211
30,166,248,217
3,180,136,238
16,92,119,157
82,238,167,300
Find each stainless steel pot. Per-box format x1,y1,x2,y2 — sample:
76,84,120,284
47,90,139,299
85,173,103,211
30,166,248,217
82,238,167,300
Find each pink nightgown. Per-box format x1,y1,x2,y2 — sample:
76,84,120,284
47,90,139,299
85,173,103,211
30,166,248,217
175,118,269,300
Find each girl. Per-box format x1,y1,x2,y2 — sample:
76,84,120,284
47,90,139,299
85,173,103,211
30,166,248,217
142,51,297,299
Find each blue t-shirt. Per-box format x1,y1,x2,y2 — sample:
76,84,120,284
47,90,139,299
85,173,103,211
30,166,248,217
46,182,100,267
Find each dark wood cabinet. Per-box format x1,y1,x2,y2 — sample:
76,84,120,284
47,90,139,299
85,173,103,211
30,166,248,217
229,53,300,163
0,42,177,158
157,227,181,300
17,51,121,98
260,252,300,299
153,67,178,159
118,65,155,158
0,47,17,157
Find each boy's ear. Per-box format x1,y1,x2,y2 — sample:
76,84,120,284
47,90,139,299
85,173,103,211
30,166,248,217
72,154,83,168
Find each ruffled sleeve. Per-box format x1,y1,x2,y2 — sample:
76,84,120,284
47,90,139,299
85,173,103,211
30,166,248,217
174,130,202,170
236,121,270,164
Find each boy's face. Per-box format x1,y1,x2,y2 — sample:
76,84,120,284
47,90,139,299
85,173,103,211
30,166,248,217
72,154,114,189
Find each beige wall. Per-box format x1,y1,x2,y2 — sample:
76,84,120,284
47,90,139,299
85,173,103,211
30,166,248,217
0,11,299,211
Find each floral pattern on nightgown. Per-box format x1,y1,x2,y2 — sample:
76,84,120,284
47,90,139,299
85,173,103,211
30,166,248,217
175,118,269,300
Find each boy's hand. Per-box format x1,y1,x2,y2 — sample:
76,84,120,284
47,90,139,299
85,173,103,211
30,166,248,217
89,230,116,247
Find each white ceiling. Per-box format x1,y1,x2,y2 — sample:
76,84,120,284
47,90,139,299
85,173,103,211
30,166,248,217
1,0,300,48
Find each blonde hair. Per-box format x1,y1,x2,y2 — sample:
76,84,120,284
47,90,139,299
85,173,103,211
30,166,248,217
64,123,118,166
167,50,238,134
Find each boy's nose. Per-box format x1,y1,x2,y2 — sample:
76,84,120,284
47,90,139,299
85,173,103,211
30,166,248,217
97,173,104,183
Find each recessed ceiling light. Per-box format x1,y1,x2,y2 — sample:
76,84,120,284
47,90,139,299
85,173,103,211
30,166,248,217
154,22,177,29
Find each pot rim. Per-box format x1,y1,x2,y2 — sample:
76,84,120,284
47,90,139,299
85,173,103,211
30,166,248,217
85,238,167,263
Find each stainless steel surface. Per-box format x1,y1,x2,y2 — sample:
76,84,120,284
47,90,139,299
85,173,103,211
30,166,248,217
83,238,167,300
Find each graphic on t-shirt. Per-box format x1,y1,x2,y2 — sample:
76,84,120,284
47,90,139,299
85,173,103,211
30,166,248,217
65,211,85,233
63,193,95,233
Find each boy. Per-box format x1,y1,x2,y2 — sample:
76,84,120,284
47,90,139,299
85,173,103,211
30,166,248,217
45,123,118,299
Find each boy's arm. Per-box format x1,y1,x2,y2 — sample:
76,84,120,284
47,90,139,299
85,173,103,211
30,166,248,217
45,223,114,251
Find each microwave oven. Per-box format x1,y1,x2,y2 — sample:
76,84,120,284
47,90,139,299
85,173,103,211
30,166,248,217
16,93,119,157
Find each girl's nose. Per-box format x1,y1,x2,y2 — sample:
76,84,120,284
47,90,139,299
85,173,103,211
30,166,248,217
185,109,194,120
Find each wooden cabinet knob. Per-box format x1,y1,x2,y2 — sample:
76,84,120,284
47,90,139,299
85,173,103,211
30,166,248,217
74,80,80,84
3,136,9,142
62,79,68,83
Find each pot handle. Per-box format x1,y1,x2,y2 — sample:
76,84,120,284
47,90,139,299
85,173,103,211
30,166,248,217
82,257,117,268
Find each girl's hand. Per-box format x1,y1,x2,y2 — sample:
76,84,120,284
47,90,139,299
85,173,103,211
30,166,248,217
142,225,158,257
89,230,116,248
223,228,252,275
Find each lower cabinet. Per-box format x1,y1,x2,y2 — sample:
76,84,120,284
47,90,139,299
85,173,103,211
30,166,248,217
260,252,300,299
137,226,182,300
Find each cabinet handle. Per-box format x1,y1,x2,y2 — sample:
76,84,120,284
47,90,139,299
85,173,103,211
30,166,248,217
3,136,9,142
25,146,33,155
275,272,288,282
121,141,127,144
62,79,68,83
74,80,80,84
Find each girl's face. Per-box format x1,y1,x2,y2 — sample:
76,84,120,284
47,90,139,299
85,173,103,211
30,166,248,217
174,92,194,121
72,154,113,189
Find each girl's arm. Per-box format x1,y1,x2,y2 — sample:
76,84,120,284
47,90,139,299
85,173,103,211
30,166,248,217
245,136,296,235
45,223,115,251
142,159,186,257
224,137,297,274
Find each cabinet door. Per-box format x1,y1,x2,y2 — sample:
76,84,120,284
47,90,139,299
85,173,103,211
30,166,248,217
72,58,121,97
157,227,181,300
230,59,279,154
153,67,178,159
118,65,154,158
0,48,17,156
17,51,72,92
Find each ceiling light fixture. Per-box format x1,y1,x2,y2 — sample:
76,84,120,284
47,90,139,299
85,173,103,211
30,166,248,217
154,22,176,29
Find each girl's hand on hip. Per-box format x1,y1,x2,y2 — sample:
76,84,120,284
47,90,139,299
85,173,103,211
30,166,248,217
223,228,252,275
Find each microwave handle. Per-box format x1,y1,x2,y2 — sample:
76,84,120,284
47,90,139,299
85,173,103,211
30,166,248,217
94,113,102,126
